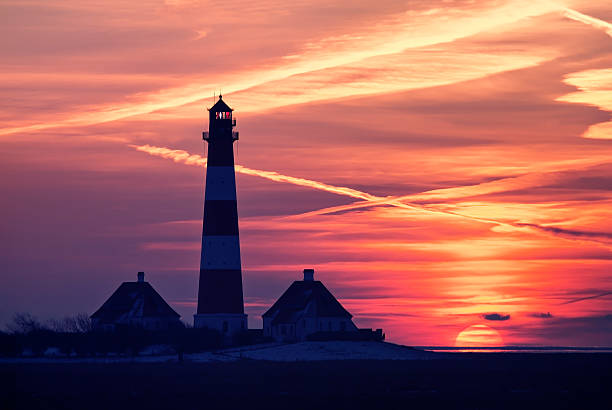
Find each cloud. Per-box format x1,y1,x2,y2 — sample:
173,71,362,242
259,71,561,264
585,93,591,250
193,29,208,40
482,313,511,321
563,8,612,37
503,314,612,346
0,0,566,138
515,223,612,241
556,68,612,139
560,291,612,305
530,312,554,319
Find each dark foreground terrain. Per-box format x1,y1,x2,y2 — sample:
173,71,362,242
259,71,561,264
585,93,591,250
2,353,610,410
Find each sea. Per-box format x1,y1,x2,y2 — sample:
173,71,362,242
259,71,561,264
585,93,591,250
417,346,612,353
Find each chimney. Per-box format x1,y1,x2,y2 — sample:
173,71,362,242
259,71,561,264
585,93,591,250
137,272,145,283
303,268,314,281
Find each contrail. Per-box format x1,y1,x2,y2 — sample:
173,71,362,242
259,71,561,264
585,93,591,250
131,144,612,246
131,144,565,207
131,144,382,201
564,8,612,37
291,172,566,219
297,196,612,244
130,144,505,223
515,223,612,241
560,291,612,305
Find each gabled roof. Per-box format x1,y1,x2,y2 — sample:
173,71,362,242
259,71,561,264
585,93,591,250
209,95,233,112
262,280,352,325
91,281,180,324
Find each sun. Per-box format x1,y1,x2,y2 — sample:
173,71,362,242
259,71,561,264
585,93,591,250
455,324,503,347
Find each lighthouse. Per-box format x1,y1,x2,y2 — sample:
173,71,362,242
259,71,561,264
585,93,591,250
194,95,247,335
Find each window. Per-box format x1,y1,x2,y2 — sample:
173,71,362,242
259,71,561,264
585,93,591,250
328,321,332,331
223,321,228,333
281,325,286,335
340,321,346,331
302,320,306,328
215,111,232,120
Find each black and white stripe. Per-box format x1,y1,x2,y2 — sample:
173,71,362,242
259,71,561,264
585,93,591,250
196,100,245,322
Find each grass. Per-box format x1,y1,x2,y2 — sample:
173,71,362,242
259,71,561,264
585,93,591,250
2,353,610,409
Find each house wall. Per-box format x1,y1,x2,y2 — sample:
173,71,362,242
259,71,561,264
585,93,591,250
264,316,357,342
315,317,357,334
272,322,297,342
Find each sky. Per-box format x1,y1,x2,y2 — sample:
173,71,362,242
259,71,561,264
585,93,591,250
1,0,611,346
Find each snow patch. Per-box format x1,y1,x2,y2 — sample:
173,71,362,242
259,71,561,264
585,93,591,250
211,341,434,361
2,342,435,363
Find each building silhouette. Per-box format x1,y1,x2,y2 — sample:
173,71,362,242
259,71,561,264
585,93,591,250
89,97,382,343
263,269,358,342
194,95,247,336
90,272,181,331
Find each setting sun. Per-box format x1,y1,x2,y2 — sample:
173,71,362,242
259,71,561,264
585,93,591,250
455,325,504,347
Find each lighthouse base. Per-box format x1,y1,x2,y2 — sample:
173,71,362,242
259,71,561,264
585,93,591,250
194,313,247,336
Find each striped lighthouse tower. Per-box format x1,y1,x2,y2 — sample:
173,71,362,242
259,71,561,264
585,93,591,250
194,95,247,335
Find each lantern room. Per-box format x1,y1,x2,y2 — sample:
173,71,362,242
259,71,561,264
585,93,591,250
203,95,239,141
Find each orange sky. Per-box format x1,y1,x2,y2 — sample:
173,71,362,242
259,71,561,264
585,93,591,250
1,0,611,346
